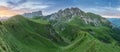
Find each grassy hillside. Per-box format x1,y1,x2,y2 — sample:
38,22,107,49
0,15,65,52
1,15,120,52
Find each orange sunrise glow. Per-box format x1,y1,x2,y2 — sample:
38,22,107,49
0,6,24,17
0,10,17,17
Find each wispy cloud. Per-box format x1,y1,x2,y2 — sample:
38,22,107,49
116,7,120,11
12,2,50,13
81,6,120,18
100,7,120,18
0,0,52,17
7,0,27,6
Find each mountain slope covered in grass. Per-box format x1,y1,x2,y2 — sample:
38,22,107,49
1,8,120,52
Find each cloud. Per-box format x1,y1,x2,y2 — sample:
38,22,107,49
12,2,50,13
0,0,53,17
0,6,26,17
7,0,27,6
101,7,120,18
101,12,120,18
116,7,120,11
81,6,120,18
0,2,7,6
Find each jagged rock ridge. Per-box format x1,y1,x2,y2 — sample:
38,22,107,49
48,7,111,27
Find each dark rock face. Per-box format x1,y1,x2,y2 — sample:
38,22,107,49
22,11,43,18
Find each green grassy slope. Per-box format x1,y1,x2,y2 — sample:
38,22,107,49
0,15,120,52
51,15,120,52
0,15,65,52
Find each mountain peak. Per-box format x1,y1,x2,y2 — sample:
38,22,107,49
58,7,83,15
48,7,111,27
49,7,84,20
58,7,82,13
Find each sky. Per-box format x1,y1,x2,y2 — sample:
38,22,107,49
0,0,120,18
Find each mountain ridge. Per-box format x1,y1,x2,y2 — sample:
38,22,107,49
1,7,120,52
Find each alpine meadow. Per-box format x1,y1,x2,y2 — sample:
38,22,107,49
0,0,120,52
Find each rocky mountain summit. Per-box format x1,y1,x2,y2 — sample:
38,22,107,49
49,7,84,20
48,7,111,27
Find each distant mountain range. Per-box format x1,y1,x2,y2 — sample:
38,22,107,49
22,11,43,18
108,18,120,28
1,7,120,52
